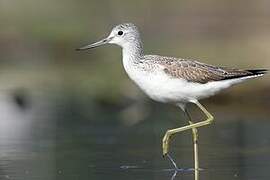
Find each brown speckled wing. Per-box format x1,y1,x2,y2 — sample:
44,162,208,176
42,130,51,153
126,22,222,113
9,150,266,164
146,55,253,84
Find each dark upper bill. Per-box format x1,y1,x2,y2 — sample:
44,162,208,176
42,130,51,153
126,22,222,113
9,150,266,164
76,37,111,51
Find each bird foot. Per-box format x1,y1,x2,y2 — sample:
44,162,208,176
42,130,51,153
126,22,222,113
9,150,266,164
165,154,181,171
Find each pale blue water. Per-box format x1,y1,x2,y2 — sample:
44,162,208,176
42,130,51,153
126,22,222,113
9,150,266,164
0,99,270,180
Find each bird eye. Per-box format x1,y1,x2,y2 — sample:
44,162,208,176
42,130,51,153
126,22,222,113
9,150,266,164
118,31,123,35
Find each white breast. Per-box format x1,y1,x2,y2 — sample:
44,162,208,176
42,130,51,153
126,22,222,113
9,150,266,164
122,56,191,103
122,53,249,104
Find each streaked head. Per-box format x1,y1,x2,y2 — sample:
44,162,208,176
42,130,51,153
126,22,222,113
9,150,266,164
77,23,141,50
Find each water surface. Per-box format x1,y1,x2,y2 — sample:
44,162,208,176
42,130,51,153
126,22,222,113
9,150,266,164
0,97,270,180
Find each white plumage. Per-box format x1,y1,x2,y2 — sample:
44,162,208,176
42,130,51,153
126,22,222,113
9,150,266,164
77,23,267,176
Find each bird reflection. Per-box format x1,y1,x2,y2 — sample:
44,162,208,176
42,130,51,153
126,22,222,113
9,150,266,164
170,170,178,180
167,167,200,180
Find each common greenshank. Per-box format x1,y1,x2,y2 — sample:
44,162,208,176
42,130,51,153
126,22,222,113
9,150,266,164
77,23,267,180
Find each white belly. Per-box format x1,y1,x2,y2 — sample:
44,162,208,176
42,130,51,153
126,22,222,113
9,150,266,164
124,64,243,103
122,56,246,104
124,63,192,103
133,71,192,103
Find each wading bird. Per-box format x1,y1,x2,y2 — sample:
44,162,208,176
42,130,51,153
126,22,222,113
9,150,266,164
77,23,267,180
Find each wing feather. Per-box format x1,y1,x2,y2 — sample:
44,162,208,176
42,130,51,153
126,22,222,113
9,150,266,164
144,55,255,84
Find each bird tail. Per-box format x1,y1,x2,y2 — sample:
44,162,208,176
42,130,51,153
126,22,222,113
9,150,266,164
246,69,268,76
223,68,268,81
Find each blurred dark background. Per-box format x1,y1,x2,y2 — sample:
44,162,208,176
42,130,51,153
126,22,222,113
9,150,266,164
0,0,269,180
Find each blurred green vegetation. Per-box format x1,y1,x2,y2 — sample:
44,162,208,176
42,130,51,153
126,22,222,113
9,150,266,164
0,0,269,105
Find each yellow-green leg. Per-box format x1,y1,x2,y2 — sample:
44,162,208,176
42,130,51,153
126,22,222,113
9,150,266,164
192,126,199,180
162,100,214,179
186,109,199,180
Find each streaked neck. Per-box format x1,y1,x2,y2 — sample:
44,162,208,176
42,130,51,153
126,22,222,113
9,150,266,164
122,41,144,63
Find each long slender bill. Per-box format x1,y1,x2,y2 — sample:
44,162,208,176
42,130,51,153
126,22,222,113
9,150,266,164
76,37,111,51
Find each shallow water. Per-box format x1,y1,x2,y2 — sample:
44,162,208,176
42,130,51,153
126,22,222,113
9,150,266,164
0,100,270,180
